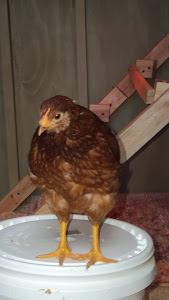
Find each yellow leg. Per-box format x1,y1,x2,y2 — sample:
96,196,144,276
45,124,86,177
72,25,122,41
36,222,75,266
75,224,117,268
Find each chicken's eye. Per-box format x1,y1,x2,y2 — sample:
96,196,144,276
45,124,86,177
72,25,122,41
55,114,61,120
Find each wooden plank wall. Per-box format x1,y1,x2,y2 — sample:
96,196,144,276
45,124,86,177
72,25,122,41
8,0,78,178
75,0,88,108
0,0,19,197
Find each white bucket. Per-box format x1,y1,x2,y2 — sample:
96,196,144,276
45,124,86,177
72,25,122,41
0,214,156,300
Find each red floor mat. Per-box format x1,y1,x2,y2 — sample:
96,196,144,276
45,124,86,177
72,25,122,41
107,192,169,283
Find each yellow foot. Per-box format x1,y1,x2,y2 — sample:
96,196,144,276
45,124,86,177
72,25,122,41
36,245,75,266
36,221,75,266
74,224,117,268
74,249,117,269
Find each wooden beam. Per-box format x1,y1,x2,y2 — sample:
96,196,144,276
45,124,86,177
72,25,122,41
129,64,155,104
75,0,88,108
99,32,169,113
116,73,136,98
135,59,156,78
144,32,169,68
0,0,19,188
89,104,110,122
145,284,169,300
117,88,169,163
0,175,35,213
98,86,128,114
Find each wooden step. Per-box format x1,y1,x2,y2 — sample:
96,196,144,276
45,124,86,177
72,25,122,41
135,59,156,79
129,64,155,104
154,79,169,101
89,104,110,122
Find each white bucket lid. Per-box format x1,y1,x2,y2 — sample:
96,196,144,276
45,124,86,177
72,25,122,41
0,214,156,300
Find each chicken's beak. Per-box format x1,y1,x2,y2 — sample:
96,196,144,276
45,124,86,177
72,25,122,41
38,126,47,136
38,108,50,136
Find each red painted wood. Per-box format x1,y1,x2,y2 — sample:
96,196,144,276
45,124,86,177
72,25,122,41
129,64,155,103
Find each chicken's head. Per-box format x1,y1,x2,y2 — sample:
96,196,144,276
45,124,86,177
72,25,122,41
38,95,75,136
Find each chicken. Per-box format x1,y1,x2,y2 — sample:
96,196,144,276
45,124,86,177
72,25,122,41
28,95,120,268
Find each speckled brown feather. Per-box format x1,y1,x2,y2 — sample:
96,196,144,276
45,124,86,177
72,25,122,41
28,95,120,225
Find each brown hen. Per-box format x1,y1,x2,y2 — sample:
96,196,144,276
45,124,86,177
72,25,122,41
28,95,120,268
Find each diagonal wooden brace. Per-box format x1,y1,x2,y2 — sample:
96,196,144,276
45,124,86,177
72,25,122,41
117,88,169,162
0,176,35,213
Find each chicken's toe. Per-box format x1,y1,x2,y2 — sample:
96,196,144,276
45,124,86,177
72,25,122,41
36,246,75,265
74,250,117,268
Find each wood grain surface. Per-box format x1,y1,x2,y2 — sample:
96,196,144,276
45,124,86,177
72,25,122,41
0,0,19,191
9,0,78,177
117,88,169,163
0,176,35,213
